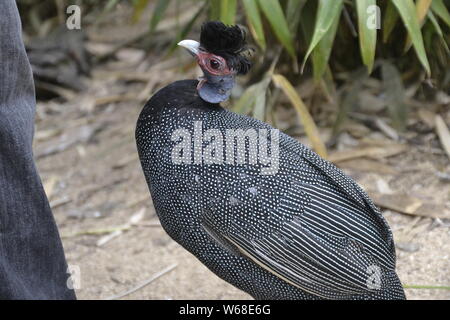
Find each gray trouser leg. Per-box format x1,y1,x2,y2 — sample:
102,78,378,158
0,0,76,299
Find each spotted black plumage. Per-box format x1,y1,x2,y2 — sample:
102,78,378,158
135,22,405,300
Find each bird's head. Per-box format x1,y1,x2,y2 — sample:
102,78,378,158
178,21,253,104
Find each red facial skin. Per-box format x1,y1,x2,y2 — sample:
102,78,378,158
195,51,235,90
196,51,234,76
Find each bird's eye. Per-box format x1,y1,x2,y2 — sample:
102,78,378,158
210,59,221,70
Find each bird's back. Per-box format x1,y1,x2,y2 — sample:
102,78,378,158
136,80,405,300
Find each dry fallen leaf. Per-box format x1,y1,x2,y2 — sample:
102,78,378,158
36,124,104,159
435,115,450,160
370,192,450,219
375,178,394,195
35,128,62,142
338,158,397,175
374,118,399,141
43,176,58,200
329,143,408,163
272,74,328,159
97,230,123,247
417,109,436,128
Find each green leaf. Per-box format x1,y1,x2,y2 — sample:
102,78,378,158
428,11,445,41
286,0,307,34
242,0,266,50
383,0,399,43
149,0,171,32
355,0,377,73
300,0,316,44
320,65,337,102
404,0,432,53
333,69,367,135
257,0,296,59
233,74,271,118
233,86,258,114
382,61,407,131
302,0,344,72
427,11,450,54
209,0,221,20
312,6,341,81
168,3,206,54
132,0,150,22
431,0,450,27
416,0,433,22
220,0,237,25
431,0,450,28
105,0,120,12
252,75,272,121
252,92,267,121
272,74,328,158
391,0,431,75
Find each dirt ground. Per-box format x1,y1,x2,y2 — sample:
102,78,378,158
32,22,450,299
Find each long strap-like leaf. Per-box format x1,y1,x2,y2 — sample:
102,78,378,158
356,0,377,74
391,0,431,75
258,0,296,59
301,0,344,73
272,74,328,159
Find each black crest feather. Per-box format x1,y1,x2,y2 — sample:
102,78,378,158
200,21,253,75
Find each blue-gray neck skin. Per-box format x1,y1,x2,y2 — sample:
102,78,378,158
198,68,235,104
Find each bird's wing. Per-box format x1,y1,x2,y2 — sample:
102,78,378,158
219,219,386,299
280,134,396,257
198,156,394,299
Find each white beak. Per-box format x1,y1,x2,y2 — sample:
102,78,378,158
177,39,200,56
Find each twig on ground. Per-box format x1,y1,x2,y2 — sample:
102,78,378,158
62,208,151,240
61,225,132,238
50,196,72,209
403,284,450,290
435,115,450,160
105,263,178,300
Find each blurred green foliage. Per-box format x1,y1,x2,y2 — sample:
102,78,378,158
132,0,449,140
133,0,449,82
